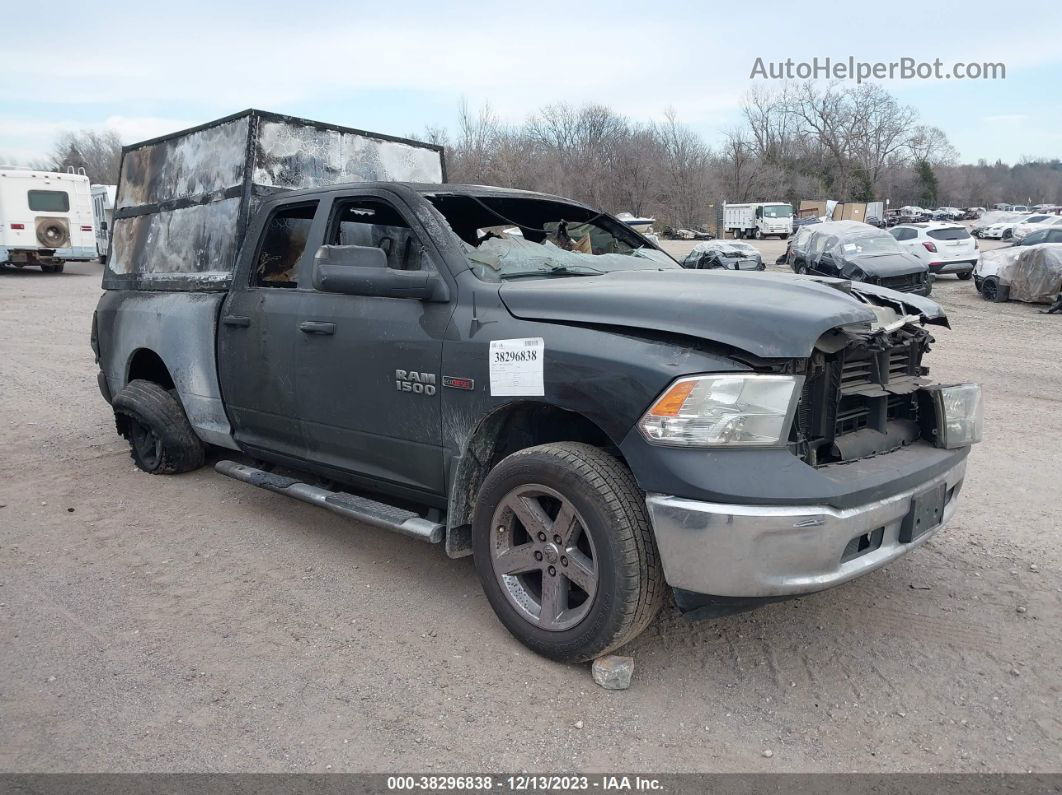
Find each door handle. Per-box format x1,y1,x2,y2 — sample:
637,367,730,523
223,315,250,327
299,321,335,336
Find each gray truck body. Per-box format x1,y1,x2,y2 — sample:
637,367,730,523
92,112,977,639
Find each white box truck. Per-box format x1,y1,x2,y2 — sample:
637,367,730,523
0,167,96,272
91,183,117,264
723,202,793,239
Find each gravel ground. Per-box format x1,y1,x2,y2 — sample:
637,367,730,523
1,235,1060,773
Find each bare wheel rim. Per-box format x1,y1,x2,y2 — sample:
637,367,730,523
489,483,599,632
129,417,162,469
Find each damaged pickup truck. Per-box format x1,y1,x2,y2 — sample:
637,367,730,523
92,111,983,662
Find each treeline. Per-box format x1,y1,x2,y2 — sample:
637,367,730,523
429,83,1062,227
11,83,1062,230
8,130,124,186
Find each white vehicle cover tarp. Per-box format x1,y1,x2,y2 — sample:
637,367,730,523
792,220,902,261
692,241,758,256
974,211,1022,229
975,245,1020,280
997,243,1062,303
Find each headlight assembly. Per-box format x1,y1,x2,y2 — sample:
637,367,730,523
638,374,802,447
924,383,983,449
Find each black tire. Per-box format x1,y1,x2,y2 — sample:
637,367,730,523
779,233,789,240
957,270,973,281
472,442,665,663
40,263,58,273
112,380,205,474
55,262,65,273
980,275,999,301
797,264,810,275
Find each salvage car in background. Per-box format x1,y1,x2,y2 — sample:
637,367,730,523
973,243,1062,303
788,220,932,295
680,240,764,271
982,213,1052,240
972,211,1019,238
1011,214,1062,242
890,222,977,280
1012,227,1062,247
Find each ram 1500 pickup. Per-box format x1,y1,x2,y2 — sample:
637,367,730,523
92,111,982,661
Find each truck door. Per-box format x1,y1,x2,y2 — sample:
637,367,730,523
218,199,321,460
295,193,452,498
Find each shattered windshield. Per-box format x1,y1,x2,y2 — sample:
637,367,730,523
426,193,677,281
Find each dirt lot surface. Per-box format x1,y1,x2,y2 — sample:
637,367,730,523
2,236,1060,773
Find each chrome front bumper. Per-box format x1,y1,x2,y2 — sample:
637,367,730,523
645,458,966,598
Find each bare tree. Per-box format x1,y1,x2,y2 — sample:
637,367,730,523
49,129,123,184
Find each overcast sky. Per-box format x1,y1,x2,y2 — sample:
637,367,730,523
2,0,1059,166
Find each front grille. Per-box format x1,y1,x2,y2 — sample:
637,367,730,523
792,327,931,466
877,273,925,293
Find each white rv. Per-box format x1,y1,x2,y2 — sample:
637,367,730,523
0,168,96,272
723,202,793,239
91,183,117,263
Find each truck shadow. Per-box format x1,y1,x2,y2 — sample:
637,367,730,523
0,264,94,278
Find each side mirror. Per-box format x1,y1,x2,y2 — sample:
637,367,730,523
100,221,108,231
312,245,448,301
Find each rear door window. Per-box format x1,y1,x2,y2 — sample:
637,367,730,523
253,202,319,288
28,190,70,212
927,227,971,241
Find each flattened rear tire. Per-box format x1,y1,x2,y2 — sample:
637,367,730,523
112,379,205,474
473,442,665,663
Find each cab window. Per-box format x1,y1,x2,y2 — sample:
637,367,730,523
253,202,318,288
328,199,429,272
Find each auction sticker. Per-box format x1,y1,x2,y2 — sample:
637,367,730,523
489,338,544,397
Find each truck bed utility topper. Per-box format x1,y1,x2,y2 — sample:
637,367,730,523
104,109,445,291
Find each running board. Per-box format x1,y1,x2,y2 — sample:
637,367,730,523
214,460,444,543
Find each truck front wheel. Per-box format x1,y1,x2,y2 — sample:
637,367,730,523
472,442,665,663
112,380,205,474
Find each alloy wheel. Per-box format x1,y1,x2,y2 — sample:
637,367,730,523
489,484,598,631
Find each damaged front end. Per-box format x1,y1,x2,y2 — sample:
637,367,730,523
791,284,948,467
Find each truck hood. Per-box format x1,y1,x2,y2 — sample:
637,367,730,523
499,270,947,359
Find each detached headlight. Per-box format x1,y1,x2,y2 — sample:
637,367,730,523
638,374,802,447
925,383,983,448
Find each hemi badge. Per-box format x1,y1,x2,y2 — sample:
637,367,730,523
443,376,475,391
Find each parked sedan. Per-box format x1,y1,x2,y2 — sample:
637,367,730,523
1011,227,1062,246
890,222,977,280
982,214,1051,240
680,241,764,271
1012,215,1062,242
788,220,931,296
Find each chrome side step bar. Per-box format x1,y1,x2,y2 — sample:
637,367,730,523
215,460,444,544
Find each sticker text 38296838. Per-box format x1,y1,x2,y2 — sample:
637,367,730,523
489,338,544,397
